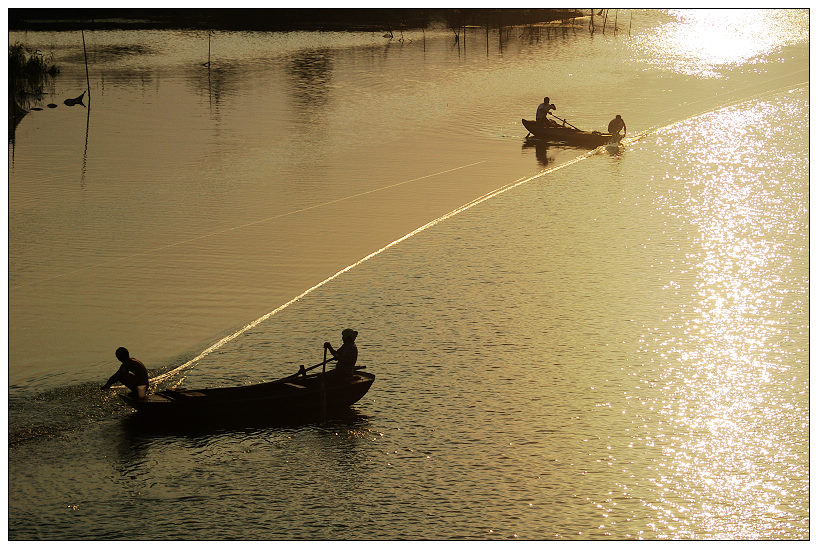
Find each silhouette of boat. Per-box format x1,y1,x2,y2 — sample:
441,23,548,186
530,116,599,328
522,118,622,148
63,90,86,106
120,367,375,422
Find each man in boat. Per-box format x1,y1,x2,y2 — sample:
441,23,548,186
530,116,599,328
607,114,627,137
535,97,557,126
324,328,358,378
102,347,150,398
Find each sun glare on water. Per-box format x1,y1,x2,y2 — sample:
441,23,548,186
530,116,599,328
634,92,809,538
640,9,808,78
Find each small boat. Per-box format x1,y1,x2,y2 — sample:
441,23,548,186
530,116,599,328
120,366,375,423
522,119,622,148
63,90,86,107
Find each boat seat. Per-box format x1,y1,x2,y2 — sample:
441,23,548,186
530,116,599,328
142,394,173,403
172,390,207,398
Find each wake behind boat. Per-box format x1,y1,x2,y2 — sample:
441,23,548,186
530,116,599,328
120,365,375,423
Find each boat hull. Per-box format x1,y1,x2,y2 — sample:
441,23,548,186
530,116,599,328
120,370,375,424
522,119,622,147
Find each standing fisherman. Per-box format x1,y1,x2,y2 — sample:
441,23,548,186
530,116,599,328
536,97,557,123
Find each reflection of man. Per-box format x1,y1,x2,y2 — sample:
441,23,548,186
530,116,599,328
607,115,627,137
535,97,556,122
534,141,551,167
102,347,150,399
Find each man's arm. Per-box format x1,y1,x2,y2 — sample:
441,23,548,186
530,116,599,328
102,365,124,389
102,371,119,390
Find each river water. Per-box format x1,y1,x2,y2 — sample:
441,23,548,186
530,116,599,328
7,9,809,540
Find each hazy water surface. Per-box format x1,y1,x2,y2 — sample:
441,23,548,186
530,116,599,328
8,9,809,540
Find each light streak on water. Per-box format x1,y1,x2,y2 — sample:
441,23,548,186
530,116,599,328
12,160,488,289
152,151,598,384
154,80,804,388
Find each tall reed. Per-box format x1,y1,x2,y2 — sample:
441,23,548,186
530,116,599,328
9,43,59,110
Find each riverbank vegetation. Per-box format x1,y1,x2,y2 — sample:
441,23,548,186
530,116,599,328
9,43,59,127
9,8,584,32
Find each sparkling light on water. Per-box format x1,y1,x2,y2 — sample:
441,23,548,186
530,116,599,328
635,92,808,539
636,9,809,78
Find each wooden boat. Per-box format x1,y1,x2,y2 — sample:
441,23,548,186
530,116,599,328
522,119,622,148
63,90,86,107
120,366,375,422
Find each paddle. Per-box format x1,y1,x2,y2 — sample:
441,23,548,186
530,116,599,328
287,356,337,380
547,112,581,131
287,345,368,380
320,347,328,420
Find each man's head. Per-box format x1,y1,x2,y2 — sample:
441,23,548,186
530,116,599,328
616,115,622,119
115,347,130,361
341,329,358,342
544,97,550,103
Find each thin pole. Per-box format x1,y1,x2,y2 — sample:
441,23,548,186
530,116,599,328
614,9,619,33
81,100,90,187
629,11,633,36
81,29,91,98
80,28,91,187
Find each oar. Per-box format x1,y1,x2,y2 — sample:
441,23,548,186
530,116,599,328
320,347,328,421
286,356,337,379
547,113,581,131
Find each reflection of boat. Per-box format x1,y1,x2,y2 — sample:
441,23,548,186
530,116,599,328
522,137,552,166
522,119,622,148
120,367,375,422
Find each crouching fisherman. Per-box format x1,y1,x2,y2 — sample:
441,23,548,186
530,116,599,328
608,114,627,137
102,347,150,399
324,328,358,378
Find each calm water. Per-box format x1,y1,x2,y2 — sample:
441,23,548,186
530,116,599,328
8,9,809,540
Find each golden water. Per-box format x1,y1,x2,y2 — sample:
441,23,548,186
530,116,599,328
8,9,808,540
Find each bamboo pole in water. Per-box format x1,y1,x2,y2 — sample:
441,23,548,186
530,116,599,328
81,29,90,98
603,9,608,34
614,9,619,33
629,11,633,36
